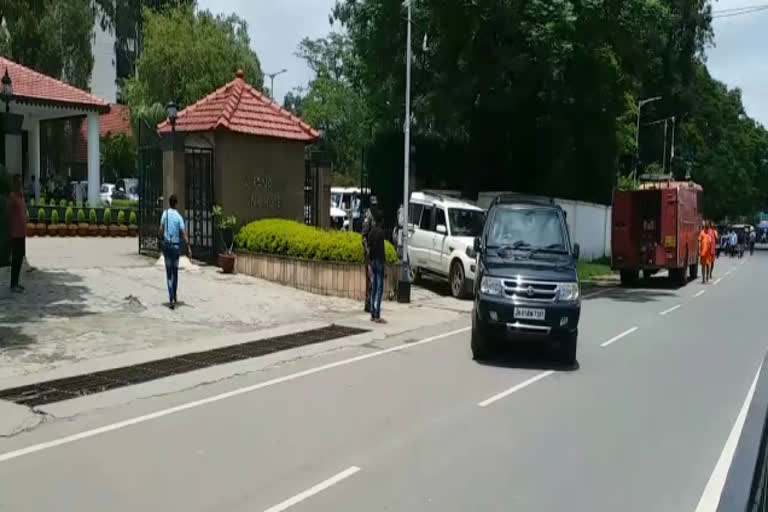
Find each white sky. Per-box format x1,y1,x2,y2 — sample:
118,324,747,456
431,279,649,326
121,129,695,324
196,0,338,103
197,0,768,124
706,0,768,125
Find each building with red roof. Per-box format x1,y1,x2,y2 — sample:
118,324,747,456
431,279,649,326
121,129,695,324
155,70,322,251
1,55,110,205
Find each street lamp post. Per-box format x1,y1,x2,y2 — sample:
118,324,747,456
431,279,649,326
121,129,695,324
167,101,178,134
635,96,662,185
266,69,288,100
398,0,414,303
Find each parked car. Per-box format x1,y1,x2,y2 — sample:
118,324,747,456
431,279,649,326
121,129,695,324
406,191,486,299
100,183,115,205
331,206,348,230
113,178,139,202
471,195,581,365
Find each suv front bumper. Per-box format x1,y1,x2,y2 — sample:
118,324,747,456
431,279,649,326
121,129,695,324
475,294,580,341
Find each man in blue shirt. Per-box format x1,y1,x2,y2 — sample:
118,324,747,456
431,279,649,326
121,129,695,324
159,194,191,309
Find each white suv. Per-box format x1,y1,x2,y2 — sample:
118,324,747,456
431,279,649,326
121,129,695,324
406,192,486,298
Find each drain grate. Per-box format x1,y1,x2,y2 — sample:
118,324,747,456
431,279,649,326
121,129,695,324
0,325,367,407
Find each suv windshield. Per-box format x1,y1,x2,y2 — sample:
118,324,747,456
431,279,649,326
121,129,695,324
488,207,567,252
449,208,485,237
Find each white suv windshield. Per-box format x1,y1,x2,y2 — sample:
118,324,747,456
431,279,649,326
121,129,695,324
488,207,566,251
448,208,485,237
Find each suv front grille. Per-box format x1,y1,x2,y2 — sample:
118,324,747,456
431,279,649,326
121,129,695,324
502,279,558,303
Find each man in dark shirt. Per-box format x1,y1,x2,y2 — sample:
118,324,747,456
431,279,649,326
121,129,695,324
7,175,26,292
368,208,387,323
361,196,378,312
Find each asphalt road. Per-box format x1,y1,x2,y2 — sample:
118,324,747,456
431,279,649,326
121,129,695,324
0,253,765,511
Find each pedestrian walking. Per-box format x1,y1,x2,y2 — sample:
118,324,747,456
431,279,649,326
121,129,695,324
367,207,387,323
708,223,717,277
750,228,756,255
699,223,712,284
352,193,362,233
6,175,26,292
159,194,191,310
361,195,378,313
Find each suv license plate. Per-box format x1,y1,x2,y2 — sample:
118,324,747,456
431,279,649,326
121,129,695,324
514,307,545,321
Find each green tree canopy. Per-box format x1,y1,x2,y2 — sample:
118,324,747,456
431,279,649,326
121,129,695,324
0,0,94,88
122,5,264,110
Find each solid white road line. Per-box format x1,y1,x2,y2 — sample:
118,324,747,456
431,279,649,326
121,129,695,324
694,362,762,512
693,290,707,298
600,327,639,348
659,304,682,316
714,278,723,285
263,466,361,512
0,327,471,464
478,371,555,407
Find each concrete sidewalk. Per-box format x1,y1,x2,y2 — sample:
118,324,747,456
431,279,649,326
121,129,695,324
0,238,467,384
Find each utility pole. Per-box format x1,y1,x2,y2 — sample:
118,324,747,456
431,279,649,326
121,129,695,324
399,0,414,303
636,96,662,185
662,118,668,174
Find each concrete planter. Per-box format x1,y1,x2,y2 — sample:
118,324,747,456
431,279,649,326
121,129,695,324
234,251,400,301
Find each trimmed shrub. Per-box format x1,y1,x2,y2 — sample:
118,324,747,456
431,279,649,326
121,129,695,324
49,198,56,206
37,208,46,223
117,210,126,226
65,207,74,225
129,211,138,225
112,199,138,209
89,209,97,224
103,208,112,225
50,209,60,225
77,209,86,223
26,209,30,222
29,198,35,207
68,201,74,207
235,219,399,264
58,199,67,207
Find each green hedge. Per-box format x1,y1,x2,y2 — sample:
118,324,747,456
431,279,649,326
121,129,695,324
235,219,399,264
111,199,138,209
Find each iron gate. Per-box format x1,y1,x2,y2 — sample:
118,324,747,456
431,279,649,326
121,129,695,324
185,147,215,261
304,160,318,226
138,124,163,256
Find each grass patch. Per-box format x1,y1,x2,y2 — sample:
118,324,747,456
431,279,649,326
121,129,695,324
578,261,614,281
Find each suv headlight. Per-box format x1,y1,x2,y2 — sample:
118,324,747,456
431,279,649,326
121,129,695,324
480,276,504,296
466,246,477,259
557,282,580,302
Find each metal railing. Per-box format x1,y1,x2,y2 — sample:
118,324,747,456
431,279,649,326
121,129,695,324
717,352,768,512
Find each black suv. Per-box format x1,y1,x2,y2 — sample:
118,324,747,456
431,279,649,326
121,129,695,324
471,197,581,365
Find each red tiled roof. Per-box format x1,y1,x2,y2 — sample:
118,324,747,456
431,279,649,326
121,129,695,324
0,56,110,112
74,105,133,163
157,70,319,142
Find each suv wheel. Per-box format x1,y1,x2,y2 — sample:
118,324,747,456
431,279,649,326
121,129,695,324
559,333,577,367
471,316,492,360
450,261,469,299
408,265,421,284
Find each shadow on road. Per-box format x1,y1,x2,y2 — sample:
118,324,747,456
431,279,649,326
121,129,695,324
476,344,579,372
0,268,91,353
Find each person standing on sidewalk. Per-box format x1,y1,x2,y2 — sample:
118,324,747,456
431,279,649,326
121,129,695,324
367,207,387,323
361,195,378,313
159,194,191,310
6,175,26,292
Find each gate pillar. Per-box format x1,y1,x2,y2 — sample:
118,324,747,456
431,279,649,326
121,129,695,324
162,142,185,210
317,164,332,230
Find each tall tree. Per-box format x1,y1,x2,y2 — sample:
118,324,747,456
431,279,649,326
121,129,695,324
0,0,94,88
122,5,264,110
295,33,371,185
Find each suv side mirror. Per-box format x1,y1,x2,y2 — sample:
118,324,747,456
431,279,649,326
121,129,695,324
573,243,580,261
436,224,447,235
474,237,482,253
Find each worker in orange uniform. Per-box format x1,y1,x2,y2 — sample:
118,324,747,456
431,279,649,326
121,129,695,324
699,222,713,284
710,223,719,277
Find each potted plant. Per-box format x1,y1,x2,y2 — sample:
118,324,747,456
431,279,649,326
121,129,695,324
77,209,88,236
103,208,116,237
213,205,238,274
116,210,128,237
26,209,36,237
128,211,138,237
65,207,78,236
37,208,47,236
49,209,60,236
88,209,99,236
49,198,56,207
59,199,67,208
